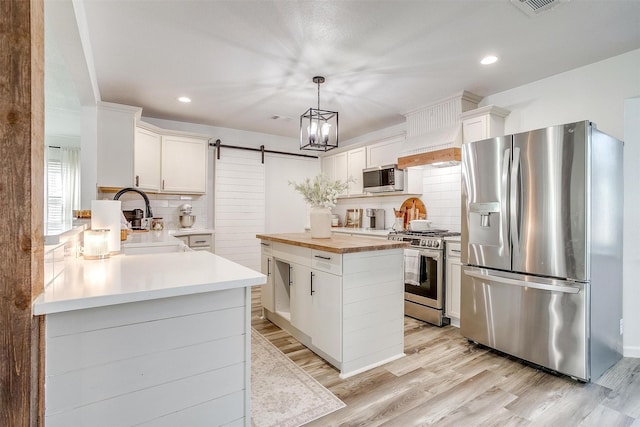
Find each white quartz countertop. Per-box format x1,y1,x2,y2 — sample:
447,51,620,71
121,229,216,248
122,230,185,248
33,251,265,315
169,228,215,236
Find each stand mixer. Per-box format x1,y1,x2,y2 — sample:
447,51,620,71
178,204,196,228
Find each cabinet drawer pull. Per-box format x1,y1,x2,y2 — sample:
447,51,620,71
162,179,165,190
267,258,271,276
310,272,315,295
260,242,270,247
289,265,293,286
450,249,461,253
135,175,139,187
314,255,331,260
194,240,206,244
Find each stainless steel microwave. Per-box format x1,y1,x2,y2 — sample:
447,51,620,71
363,164,404,193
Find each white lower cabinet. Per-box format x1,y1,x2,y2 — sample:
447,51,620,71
310,269,342,361
445,241,462,323
260,243,274,312
290,263,312,336
174,232,215,253
260,240,404,378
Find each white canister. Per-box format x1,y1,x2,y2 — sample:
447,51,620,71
91,200,122,252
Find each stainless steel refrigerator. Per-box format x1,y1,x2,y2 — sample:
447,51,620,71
461,120,623,381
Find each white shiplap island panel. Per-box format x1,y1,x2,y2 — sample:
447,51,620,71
342,250,405,375
34,250,265,427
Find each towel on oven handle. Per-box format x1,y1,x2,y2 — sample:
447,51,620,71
404,249,420,286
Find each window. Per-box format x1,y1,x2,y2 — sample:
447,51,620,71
45,146,80,235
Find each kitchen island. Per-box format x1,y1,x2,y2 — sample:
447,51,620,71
34,249,265,427
256,232,408,378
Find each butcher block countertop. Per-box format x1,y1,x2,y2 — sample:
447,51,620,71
256,232,409,254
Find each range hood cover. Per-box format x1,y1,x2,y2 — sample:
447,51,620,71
397,124,462,167
399,124,462,157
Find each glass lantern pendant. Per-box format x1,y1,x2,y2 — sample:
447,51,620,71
300,76,338,152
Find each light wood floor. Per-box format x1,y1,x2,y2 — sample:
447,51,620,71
251,287,640,426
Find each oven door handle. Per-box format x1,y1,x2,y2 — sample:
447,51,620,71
417,250,441,261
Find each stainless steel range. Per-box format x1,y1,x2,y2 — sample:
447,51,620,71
388,230,460,326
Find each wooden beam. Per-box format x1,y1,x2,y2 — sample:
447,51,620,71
397,147,461,169
0,0,45,425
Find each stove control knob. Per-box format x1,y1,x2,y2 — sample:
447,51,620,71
421,240,428,247
433,241,440,248
425,240,431,247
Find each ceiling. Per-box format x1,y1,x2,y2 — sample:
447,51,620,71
63,0,640,142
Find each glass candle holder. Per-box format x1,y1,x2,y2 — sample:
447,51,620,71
151,217,164,231
83,229,110,259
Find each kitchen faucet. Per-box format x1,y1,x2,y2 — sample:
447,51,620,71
113,187,154,219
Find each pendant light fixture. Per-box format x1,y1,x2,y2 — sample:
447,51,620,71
300,76,338,151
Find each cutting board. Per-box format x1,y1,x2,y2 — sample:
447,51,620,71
399,198,426,229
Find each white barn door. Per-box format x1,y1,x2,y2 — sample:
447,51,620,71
214,150,265,272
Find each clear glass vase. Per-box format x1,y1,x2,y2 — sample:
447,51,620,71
310,206,332,238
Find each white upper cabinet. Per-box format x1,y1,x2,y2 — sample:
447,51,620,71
322,152,348,196
96,102,142,188
96,102,209,194
347,147,366,196
134,127,162,191
461,105,510,144
321,148,365,197
161,135,207,194
366,136,404,168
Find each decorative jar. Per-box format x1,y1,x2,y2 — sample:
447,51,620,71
310,206,332,238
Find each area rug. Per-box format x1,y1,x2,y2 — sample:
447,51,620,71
251,328,345,427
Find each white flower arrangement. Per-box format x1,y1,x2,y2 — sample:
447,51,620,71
289,173,352,209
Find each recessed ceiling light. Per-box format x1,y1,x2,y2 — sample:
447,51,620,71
178,96,191,103
481,55,498,65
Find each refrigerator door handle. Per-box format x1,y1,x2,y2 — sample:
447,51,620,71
463,268,581,294
510,147,521,251
501,148,511,248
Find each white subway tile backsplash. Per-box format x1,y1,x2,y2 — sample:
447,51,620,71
417,164,461,230
441,174,460,185
149,199,169,208
96,189,210,231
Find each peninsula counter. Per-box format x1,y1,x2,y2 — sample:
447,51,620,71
34,250,265,427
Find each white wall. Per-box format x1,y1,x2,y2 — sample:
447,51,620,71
481,49,640,140
80,106,97,209
265,154,319,233
472,49,640,357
